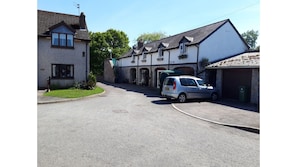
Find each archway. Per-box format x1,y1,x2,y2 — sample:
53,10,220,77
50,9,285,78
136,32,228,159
155,67,166,88
139,68,149,86
130,68,136,84
174,67,194,76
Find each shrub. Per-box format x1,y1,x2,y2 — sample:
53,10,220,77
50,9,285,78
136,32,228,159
73,82,81,89
87,72,97,89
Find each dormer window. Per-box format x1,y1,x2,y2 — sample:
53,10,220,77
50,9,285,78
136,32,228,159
51,33,74,48
157,42,168,61
142,52,146,60
50,21,75,48
179,43,186,54
131,54,135,63
141,51,147,62
178,36,192,55
158,48,163,57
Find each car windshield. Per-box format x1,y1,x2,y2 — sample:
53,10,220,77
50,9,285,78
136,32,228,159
196,79,206,86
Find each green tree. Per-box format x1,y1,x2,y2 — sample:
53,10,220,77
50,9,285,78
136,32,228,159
135,31,167,44
241,30,259,49
89,29,130,75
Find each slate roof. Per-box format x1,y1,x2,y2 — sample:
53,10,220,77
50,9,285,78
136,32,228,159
120,19,245,59
206,51,260,69
38,10,90,41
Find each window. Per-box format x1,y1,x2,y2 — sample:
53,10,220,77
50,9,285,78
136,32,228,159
179,43,186,54
164,78,175,86
158,48,163,57
142,52,146,59
132,54,135,61
131,54,135,63
67,35,73,47
196,79,206,86
52,64,74,79
180,78,197,86
51,33,74,48
52,33,59,45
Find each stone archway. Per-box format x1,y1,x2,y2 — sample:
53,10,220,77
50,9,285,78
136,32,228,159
130,68,136,84
139,68,149,86
155,67,166,88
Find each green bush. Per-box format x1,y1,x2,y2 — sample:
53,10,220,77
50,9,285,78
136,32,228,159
87,72,97,89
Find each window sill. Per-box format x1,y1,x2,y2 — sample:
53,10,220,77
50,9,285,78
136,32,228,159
51,45,74,49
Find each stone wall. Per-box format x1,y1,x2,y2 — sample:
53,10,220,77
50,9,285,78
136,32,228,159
103,59,116,83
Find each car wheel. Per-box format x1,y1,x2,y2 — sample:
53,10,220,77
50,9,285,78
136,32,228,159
211,93,218,101
178,93,187,103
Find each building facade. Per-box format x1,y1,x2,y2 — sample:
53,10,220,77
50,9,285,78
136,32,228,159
115,19,249,89
38,10,90,89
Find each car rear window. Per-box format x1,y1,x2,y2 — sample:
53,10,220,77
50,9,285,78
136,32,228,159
164,78,175,86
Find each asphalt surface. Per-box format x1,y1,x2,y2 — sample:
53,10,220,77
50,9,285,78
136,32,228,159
38,82,260,133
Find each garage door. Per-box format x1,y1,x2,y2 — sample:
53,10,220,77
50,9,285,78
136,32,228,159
222,69,252,101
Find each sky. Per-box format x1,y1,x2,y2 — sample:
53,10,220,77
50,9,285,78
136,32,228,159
37,0,260,47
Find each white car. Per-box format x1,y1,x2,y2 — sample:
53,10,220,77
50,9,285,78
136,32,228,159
161,75,218,103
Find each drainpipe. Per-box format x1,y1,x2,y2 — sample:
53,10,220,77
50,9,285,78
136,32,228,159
150,53,152,87
136,55,139,84
195,44,200,76
85,42,88,81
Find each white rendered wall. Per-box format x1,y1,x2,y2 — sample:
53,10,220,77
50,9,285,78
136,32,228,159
199,22,248,62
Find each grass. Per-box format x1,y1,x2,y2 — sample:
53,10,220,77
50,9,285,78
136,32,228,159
44,86,104,98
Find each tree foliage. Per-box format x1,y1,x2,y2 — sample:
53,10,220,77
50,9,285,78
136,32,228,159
135,32,167,44
241,30,259,49
89,29,130,75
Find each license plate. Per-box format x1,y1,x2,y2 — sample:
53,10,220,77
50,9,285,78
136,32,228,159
165,87,169,91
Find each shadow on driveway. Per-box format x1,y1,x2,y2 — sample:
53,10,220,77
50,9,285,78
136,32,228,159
99,80,161,98
212,99,259,113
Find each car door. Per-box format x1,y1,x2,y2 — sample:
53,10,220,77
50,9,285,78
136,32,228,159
196,79,211,98
181,78,200,99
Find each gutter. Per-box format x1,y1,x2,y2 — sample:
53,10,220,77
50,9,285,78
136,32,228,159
206,66,259,69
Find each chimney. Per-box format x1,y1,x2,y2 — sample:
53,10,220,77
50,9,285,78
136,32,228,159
137,39,144,49
79,12,86,29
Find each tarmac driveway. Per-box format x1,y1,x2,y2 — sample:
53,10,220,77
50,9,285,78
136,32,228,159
172,100,259,131
38,82,259,167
